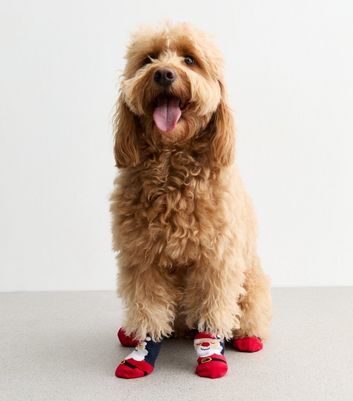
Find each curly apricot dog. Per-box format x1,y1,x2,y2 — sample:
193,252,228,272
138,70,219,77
111,22,271,379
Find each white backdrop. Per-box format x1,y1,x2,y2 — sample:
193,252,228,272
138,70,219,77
1,0,352,291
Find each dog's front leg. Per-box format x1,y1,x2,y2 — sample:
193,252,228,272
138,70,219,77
182,252,245,340
118,263,177,342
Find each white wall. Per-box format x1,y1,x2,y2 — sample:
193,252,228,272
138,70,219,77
1,0,352,291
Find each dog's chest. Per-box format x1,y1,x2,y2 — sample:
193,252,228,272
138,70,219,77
140,153,203,230
125,152,217,263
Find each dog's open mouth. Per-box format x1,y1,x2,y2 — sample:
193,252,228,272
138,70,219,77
153,94,182,133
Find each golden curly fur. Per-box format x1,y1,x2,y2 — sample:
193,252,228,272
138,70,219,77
110,22,271,342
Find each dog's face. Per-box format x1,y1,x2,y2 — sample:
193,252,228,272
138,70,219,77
114,23,234,168
122,23,223,143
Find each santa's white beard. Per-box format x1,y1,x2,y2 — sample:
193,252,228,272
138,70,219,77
126,346,148,361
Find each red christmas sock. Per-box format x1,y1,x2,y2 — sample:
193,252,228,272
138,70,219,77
232,336,263,352
194,332,228,379
115,336,162,379
117,328,139,347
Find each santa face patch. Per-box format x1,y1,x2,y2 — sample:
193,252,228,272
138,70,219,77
194,333,224,357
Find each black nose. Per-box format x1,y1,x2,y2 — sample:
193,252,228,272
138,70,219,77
154,68,176,87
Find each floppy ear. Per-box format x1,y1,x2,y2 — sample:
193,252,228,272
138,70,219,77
113,93,141,168
209,81,235,166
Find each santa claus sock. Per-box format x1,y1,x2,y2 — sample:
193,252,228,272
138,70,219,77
194,332,228,379
115,336,162,379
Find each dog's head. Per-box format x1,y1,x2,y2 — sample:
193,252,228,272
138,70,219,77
114,22,234,168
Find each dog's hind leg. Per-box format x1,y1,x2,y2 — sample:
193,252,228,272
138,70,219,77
232,258,272,351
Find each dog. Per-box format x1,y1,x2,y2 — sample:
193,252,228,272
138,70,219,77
110,22,271,378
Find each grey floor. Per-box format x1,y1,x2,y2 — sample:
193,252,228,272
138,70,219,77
0,288,352,401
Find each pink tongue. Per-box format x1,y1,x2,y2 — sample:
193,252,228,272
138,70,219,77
153,97,181,132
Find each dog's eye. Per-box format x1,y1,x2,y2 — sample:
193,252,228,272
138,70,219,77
184,55,195,65
143,57,152,65
142,54,155,66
